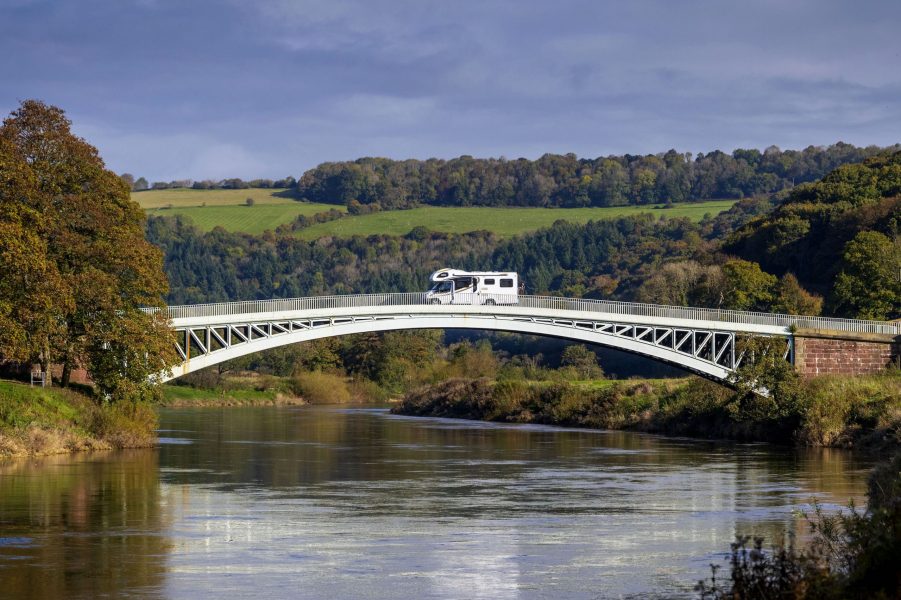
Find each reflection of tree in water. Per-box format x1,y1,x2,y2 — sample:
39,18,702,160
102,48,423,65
0,450,169,600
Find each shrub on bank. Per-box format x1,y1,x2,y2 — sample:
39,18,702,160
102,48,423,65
796,372,900,447
394,371,900,449
291,371,352,404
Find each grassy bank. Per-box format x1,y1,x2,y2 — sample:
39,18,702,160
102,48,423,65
0,380,157,457
159,384,305,407
393,372,901,449
161,370,390,407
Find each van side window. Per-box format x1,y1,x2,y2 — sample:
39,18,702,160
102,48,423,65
500,279,513,288
484,278,495,285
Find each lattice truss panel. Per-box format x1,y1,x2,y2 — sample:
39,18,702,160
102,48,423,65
173,314,792,373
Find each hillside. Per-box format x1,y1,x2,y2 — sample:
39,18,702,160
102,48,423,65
135,188,734,237
726,151,901,318
133,188,342,235
147,153,898,323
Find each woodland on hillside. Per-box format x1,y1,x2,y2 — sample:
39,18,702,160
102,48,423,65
294,144,897,209
149,153,900,321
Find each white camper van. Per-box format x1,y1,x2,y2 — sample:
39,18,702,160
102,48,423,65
426,269,519,305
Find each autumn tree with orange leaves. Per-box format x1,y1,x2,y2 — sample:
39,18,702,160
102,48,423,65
0,100,176,402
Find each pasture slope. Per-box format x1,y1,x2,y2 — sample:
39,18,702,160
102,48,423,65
133,188,735,237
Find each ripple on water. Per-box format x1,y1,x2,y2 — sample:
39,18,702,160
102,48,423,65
157,437,194,445
0,537,34,548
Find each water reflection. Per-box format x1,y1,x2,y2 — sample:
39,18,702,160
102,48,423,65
0,451,168,600
0,407,875,599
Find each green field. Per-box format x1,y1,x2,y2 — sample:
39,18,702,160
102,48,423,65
133,189,735,238
133,188,343,235
134,187,300,208
295,200,736,239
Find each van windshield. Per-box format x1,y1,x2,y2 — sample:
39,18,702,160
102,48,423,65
431,281,453,293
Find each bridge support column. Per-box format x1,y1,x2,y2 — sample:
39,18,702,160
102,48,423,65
793,328,899,377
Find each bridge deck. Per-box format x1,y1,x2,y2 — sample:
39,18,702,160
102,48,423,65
154,293,898,336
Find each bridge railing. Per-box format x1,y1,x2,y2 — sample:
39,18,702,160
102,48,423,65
152,293,899,335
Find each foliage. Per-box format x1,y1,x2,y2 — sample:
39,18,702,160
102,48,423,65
560,344,604,379
774,273,823,315
721,259,778,311
726,151,901,311
636,260,726,307
295,144,895,209
0,100,177,399
396,378,670,430
728,335,802,423
0,135,71,364
290,371,352,404
697,450,901,599
831,230,901,320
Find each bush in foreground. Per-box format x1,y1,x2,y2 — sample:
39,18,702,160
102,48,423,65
697,451,901,599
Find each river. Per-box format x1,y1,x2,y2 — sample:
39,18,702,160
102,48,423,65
0,405,874,599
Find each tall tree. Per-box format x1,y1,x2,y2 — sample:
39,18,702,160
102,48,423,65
831,231,901,320
0,136,71,374
0,100,176,400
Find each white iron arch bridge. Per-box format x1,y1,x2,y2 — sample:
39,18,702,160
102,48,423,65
154,293,898,384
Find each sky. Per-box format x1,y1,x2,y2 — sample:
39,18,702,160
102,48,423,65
1,0,900,182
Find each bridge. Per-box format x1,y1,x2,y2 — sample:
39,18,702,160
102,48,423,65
155,294,899,384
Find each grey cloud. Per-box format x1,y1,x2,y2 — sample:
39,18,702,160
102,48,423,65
1,0,899,180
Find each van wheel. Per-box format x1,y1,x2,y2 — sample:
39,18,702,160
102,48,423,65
484,299,496,305
429,298,441,305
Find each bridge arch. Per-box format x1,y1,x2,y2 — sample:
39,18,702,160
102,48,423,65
155,294,897,385
165,310,747,384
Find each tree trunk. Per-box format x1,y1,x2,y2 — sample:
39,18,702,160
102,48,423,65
61,355,71,388
41,339,51,386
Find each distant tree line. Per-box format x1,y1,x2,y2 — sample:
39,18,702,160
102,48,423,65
294,143,898,209
121,174,297,192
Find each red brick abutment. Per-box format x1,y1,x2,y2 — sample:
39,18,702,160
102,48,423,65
793,328,900,376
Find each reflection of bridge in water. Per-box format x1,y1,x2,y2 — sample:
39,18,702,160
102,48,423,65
152,293,899,383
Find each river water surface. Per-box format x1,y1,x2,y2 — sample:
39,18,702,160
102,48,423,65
0,406,874,599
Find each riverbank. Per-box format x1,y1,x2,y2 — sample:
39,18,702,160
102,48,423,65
159,384,306,407
393,372,901,450
0,380,157,458
159,370,390,407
